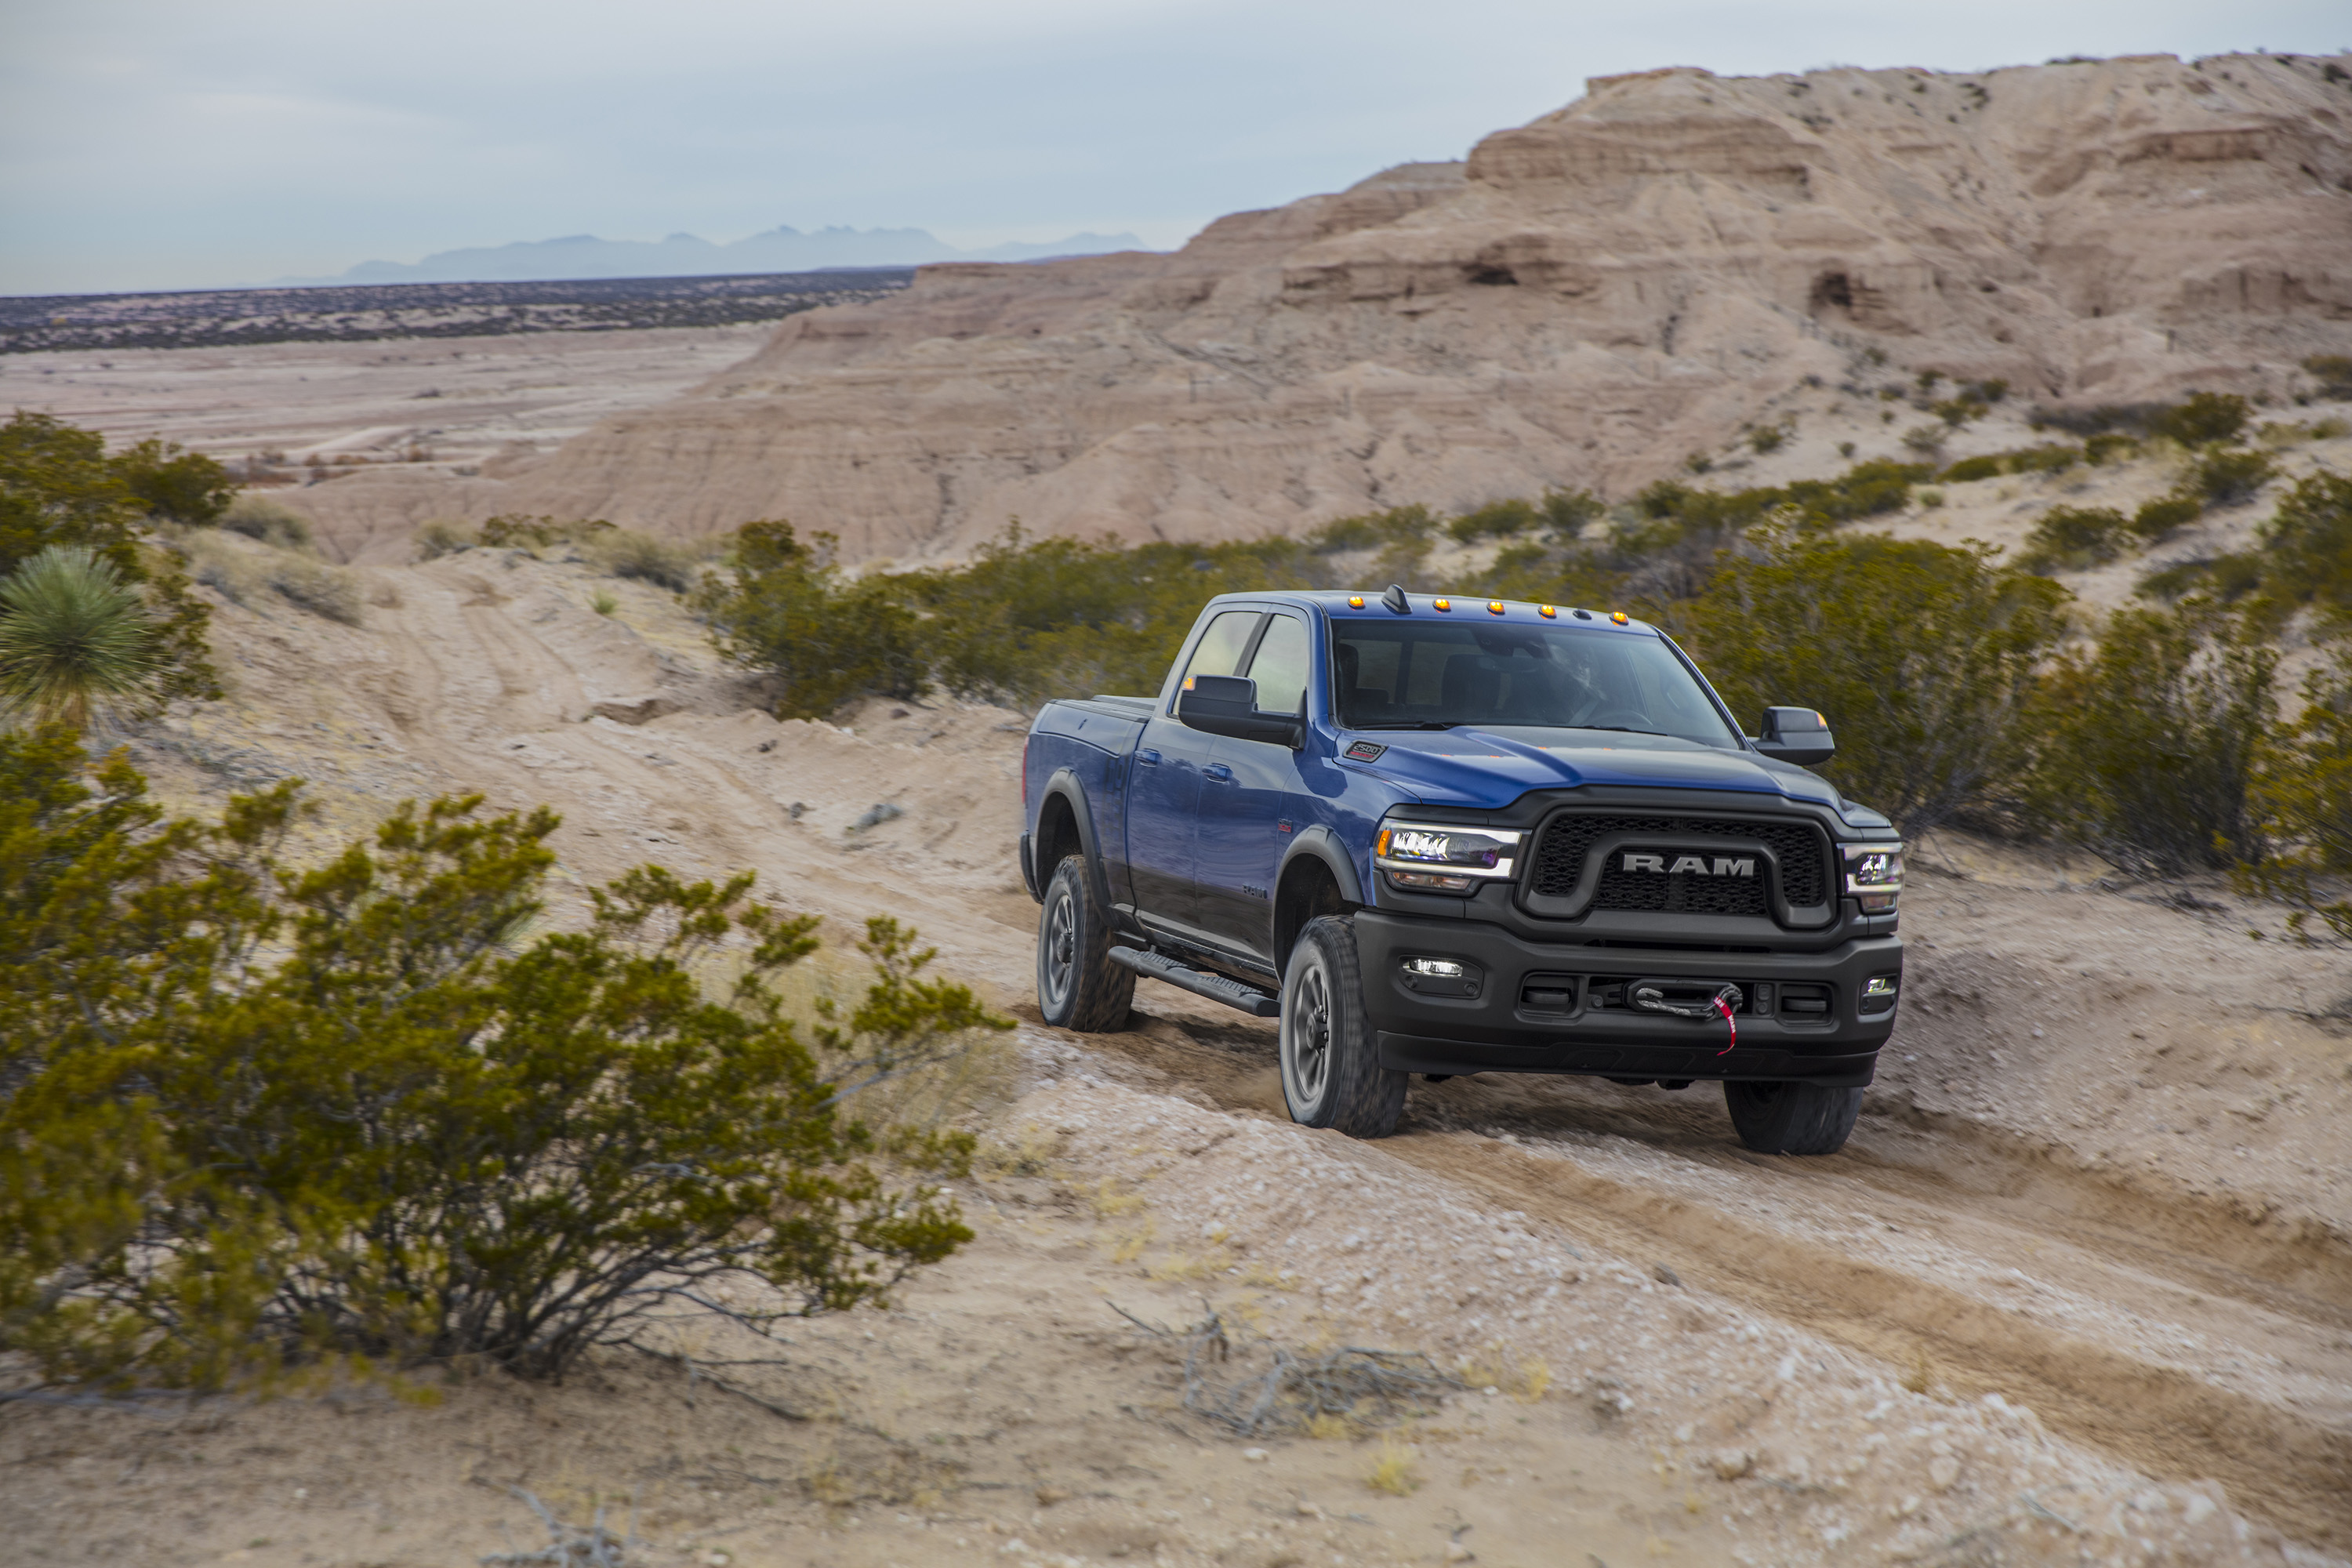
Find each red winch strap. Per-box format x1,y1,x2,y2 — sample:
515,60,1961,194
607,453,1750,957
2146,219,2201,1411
1714,993,1737,1055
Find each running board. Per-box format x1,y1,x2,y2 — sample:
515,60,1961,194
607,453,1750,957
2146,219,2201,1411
1107,946,1279,1018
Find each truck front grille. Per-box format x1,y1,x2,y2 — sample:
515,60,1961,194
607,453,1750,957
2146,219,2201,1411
1526,813,1829,918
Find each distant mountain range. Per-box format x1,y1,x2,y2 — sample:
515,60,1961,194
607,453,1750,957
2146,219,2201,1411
274,225,1149,286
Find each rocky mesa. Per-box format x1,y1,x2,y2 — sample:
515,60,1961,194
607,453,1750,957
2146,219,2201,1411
306,53,2352,564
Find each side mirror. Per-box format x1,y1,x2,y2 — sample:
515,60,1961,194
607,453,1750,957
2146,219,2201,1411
1178,674,1302,748
1755,705,1835,766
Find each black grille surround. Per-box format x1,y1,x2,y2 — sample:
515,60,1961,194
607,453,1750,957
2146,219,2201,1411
1523,811,1832,927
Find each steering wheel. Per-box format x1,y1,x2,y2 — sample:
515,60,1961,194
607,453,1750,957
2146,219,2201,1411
1580,705,1656,731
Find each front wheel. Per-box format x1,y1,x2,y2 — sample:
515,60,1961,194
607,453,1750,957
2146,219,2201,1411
1036,855,1134,1032
1722,1079,1863,1156
1279,916,1406,1138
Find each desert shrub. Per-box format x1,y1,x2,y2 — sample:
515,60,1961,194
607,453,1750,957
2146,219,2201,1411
2304,355,2352,401
1667,527,2070,834
1748,425,1788,454
2128,495,2202,540
113,437,235,526
181,530,365,626
2258,472,2352,626
2023,599,2276,874
1900,424,1947,457
2191,447,2277,506
2152,391,2252,448
0,733,1000,1392
1537,488,1604,541
1942,445,2083,485
2084,432,2140,466
1930,396,1987,427
415,518,475,559
2240,646,2352,938
696,521,930,717
1446,499,1539,545
1940,455,2004,484
2018,506,2130,572
1308,505,1438,587
586,528,711,593
219,492,314,551
0,413,218,713
0,546,161,729
2027,402,2165,437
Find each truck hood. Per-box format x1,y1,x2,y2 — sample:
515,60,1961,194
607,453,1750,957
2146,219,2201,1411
1352,726,1846,813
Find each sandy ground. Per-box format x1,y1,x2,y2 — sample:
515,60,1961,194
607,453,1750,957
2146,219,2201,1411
5,528,2346,1567
0,325,777,563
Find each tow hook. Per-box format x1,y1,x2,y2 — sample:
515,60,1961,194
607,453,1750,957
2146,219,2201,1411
1629,979,1744,1055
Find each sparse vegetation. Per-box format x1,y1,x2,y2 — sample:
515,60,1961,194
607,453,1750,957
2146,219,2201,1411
2190,447,2278,507
0,733,1003,1392
113,437,236,526
0,546,162,729
219,492,315,551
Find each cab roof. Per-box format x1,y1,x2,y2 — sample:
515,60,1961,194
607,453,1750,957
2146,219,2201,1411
1207,589,1654,632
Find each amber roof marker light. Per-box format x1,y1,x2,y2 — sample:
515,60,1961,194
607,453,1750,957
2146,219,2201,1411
1537,604,1556,619
1610,611,1630,625
1433,597,1453,612
1347,595,1365,608
1486,601,1506,615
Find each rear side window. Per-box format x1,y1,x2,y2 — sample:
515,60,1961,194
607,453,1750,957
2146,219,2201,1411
1178,611,1262,700
1246,614,1310,717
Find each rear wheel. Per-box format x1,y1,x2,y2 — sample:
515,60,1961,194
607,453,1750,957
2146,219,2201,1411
1036,855,1134,1032
1279,916,1406,1138
1722,1079,1863,1155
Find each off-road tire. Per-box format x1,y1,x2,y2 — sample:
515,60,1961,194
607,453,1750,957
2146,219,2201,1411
1279,916,1406,1138
1722,1079,1863,1156
1036,855,1134,1032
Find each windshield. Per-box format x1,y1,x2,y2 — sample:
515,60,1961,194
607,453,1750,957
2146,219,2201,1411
1331,619,1740,748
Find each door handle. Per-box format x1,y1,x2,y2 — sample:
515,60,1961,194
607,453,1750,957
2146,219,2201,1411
1203,764,1233,782
1137,749,1160,765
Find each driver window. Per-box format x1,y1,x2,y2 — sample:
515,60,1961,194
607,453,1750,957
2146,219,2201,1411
1178,611,1262,703
1245,614,1309,717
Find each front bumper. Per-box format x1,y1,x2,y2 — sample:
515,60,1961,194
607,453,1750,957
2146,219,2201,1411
1354,911,1900,1087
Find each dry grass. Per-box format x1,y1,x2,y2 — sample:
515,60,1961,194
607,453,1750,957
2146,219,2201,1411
1366,1436,1421,1496
180,528,365,626
1117,1306,1464,1440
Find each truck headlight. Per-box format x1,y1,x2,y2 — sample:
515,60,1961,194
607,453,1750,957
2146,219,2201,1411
1377,822,1520,893
1843,842,1904,913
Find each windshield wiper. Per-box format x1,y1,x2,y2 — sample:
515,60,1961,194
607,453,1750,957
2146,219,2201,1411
1572,725,1671,737
1355,720,1460,731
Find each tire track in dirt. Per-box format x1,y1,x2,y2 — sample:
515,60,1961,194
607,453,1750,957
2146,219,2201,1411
1051,1013,2352,1548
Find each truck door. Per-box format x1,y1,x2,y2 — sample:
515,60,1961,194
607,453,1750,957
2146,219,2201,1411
1195,611,1313,967
1125,608,1262,938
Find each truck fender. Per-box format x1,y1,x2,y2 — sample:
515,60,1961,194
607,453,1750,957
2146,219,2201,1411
1272,826,1364,978
1034,768,1116,916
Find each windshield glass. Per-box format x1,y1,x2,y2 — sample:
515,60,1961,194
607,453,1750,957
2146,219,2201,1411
1331,619,1740,747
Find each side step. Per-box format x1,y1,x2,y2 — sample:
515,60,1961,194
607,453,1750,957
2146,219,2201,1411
1108,946,1280,1018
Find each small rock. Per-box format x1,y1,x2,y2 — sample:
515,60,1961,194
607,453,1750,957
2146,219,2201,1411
851,800,904,831
1035,1486,1071,1506
1928,1454,1962,1491
1294,1501,1322,1518
1445,1543,1475,1562
1242,1446,1270,1462
890,706,909,718
1709,1448,1755,1480
1653,1262,1682,1287
757,739,775,753
590,695,675,725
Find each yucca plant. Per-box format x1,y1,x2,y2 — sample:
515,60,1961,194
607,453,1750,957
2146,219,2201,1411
0,545,159,730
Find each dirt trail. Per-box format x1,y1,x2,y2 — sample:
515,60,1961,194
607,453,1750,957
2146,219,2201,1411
96,533,2352,1560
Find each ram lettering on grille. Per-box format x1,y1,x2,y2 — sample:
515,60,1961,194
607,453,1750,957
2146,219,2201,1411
1621,853,1757,877
1528,813,1829,921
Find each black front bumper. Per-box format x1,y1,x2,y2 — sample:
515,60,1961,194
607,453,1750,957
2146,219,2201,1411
1354,911,1900,1087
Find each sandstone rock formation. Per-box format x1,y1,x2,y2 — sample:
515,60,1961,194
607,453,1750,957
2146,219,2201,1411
309,53,2352,562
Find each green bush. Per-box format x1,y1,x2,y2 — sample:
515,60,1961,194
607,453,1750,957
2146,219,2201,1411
696,521,930,717
1939,455,2004,484
2023,599,2276,874
2151,391,2252,448
1667,527,2069,834
1446,499,1539,545
2240,646,2352,938
2085,432,2140,466
1748,426,1788,454
2258,472,2352,626
2191,448,2277,506
0,731,1000,1391
0,413,217,716
220,493,314,552
586,528,711,593
2128,495,2201,540
2018,506,2130,572
113,437,235,527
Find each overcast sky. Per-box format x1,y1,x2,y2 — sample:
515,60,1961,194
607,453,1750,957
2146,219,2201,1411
3,0,2346,296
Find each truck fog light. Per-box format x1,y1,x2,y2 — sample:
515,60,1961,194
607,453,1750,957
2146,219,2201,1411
1388,869,1475,891
1863,975,1898,997
1856,891,1898,913
1399,956,1481,998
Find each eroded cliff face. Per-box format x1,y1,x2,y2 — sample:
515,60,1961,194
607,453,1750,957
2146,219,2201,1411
314,53,2352,561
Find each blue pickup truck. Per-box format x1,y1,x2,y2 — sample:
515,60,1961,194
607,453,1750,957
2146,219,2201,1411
1018,586,1904,1155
